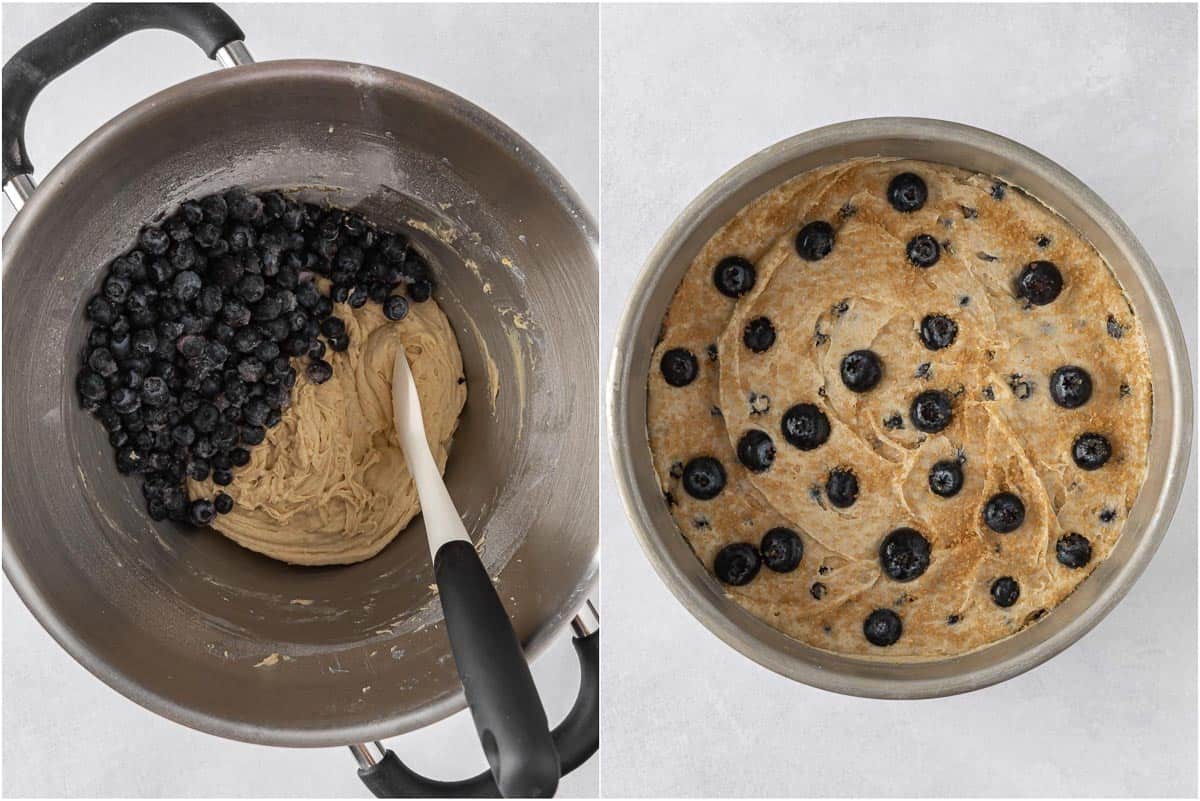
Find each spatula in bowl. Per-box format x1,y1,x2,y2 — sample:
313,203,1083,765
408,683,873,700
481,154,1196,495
391,347,560,798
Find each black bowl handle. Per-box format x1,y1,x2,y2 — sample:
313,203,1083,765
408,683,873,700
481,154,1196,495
356,611,600,797
2,2,246,185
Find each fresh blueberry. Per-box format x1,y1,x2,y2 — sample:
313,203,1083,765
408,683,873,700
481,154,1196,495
713,542,761,586
863,609,902,646
1050,366,1092,409
919,314,958,350
187,498,216,526
825,468,858,508
306,359,334,384
214,492,234,514
888,172,928,212
910,390,952,433
146,499,168,521
200,194,228,224
984,492,1025,533
681,456,726,500
192,403,220,433
110,386,141,414
383,295,409,321
712,256,756,298
743,317,776,353
88,329,110,350
225,188,263,222
781,403,831,450
187,458,210,481
171,270,202,302
660,348,698,387
328,332,350,352
840,350,882,392
409,279,433,302
104,275,131,305
191,288,222,323
795,221,835,261
1072,433,1111,470
170,241,198,271
237,358,267,384
736,430,776,473
760,527,804,572
990,576,1020,607
320,316,346,340
879,527,931,581
86,296,117,327
1056,533,1093,569
928,459,964,497
1016,261,1063,305
253,295,284,322
131,329,158,357
236,274,266,304
906,234,940,268
77,371,109,402
232,326,263,354
240,425,266,445
139,227,170,256
87,347,118,377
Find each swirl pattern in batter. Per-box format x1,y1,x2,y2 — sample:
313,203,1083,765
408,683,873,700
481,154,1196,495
647,157,1152,658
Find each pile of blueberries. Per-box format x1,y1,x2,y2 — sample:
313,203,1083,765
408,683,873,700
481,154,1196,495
75,187,434,526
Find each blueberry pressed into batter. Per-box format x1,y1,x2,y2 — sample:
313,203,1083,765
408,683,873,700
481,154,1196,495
647,158,1152,659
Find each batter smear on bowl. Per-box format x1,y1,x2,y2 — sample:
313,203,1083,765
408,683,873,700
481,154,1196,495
647,158,1152,658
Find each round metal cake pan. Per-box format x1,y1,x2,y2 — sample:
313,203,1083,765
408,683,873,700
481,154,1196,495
608,117,1192,699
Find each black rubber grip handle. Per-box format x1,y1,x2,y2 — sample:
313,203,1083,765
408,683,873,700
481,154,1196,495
548,631,599,777
358,630,601,798
2,2,245,183
435,539,559,797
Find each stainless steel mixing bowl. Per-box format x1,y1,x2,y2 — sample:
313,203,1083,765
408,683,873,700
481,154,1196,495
608,117,1191,699
3,37,597,754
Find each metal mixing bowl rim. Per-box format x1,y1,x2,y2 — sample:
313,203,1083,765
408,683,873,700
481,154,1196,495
3,58,599,746
607,116,1192,699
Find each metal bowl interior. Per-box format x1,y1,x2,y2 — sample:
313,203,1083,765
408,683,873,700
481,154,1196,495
609,117,1192,698
2,60,598,745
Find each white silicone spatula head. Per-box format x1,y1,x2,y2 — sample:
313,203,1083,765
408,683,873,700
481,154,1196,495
391,347,471,561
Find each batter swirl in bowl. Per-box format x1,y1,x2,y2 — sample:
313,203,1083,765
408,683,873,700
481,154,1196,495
647,158,1152,658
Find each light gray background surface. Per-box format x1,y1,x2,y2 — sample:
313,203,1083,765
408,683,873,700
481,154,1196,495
1,3,598,797
600,3,1197,797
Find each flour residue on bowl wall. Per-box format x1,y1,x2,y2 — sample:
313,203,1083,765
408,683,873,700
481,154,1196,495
401,213,541,435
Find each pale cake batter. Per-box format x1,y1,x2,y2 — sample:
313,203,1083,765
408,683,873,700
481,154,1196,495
647,157,1152,658
190,294,466,566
